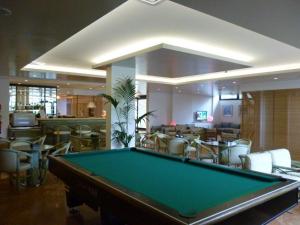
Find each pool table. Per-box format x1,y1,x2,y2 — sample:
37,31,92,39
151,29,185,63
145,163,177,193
48,148,299,225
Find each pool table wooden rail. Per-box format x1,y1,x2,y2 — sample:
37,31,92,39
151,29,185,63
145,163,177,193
48,148,299,225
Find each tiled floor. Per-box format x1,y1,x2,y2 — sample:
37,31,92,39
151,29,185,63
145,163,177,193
0,173,299,225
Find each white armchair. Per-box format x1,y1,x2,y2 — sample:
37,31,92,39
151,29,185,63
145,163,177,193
268,149,300,177
243,152,273,174
0,149,33,189
168,138,186,156
220,145,249,167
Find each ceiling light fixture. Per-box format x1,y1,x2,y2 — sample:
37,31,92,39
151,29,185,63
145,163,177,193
274,77,279,80
139,0,164,5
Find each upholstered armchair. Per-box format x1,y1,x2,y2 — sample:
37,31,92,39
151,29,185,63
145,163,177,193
242,152,273,174
268,149,300,177
168,138,186,156
220,145,249,167
0,149,33,190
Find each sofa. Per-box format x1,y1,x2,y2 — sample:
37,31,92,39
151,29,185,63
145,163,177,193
151,124,206,139
214,122,240,136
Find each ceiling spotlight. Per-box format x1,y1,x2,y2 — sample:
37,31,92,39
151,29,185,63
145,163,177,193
0,7,12,16
139,0,164,5
17,83,22,85
24,80,28,82
232,81,237,84
89,88,93,90
273,77,279,80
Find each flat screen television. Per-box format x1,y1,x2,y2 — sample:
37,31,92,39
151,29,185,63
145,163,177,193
195,111,207,121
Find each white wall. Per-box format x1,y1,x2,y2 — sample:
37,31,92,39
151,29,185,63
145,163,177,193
213,100,241,125
148,91,172,126
148,90,242,128
172,93,212,124
148,91,216,127
0,78,9,137
57,98,67,115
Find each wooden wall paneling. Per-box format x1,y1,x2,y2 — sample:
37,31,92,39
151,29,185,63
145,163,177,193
95,96,104,117
259,91,274,151
273,90,288,149
287,89,300,160
241,92,261,152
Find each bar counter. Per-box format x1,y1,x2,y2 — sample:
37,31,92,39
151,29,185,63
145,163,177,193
38,117,106,145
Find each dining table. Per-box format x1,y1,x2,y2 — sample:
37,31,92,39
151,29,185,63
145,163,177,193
1,138,55,186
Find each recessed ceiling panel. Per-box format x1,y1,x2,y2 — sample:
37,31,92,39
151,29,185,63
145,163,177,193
136,48,249,77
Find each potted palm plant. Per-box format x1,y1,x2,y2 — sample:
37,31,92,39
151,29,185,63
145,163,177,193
101,77,154,147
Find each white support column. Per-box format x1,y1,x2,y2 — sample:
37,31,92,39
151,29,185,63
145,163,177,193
106,62,136,149
0,77,10,138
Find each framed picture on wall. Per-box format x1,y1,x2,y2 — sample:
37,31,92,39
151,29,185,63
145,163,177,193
223,105,233,117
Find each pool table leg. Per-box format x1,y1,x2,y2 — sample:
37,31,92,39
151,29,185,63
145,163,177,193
101,208,125,225
66,189,84,209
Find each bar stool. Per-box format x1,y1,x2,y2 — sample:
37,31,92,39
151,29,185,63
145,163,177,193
53,126,71,145
75,125,92,137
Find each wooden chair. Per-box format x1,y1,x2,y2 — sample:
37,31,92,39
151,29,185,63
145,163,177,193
0,149,33,190
192,139,218,163
140,133,156,150
221,132,238,142
155,133,171,153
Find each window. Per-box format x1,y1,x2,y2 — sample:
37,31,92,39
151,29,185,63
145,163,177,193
219,90,242,100
135,95,147,130
9,85,57,115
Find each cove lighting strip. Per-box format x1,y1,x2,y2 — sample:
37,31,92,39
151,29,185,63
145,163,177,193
23,63,300,85
136,63,300,85
23,64,107,77
92,36,254,67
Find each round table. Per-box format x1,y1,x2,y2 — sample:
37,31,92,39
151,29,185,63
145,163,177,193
202,141,237,164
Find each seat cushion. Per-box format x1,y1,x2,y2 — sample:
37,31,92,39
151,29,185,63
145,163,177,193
245,152,273,174
19,162,31,171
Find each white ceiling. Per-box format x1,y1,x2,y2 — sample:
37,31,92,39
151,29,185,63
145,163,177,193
22,0,300,85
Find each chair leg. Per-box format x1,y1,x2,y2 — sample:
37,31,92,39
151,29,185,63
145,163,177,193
16,172,20,191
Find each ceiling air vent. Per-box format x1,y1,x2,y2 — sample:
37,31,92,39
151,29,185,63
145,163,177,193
139,0,164,5
0,7,12,16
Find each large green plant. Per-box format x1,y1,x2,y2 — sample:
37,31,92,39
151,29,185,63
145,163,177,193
101,77,154,147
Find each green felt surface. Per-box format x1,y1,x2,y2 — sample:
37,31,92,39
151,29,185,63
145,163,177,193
62,149,281,216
